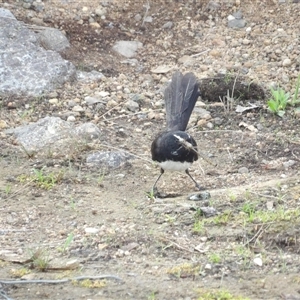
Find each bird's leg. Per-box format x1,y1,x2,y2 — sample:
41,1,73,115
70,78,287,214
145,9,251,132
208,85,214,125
152,168,164,195
185,169,201,190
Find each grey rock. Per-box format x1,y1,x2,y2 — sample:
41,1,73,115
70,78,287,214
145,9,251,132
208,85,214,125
194,107,211,119
32,3,44,12
206,1,220,11
121,58,139,66
125,100,139,112
0,7,15,18
144,16,153,23
162,21,173,29
228,19,246,28
85,96,104,105
6,116,101,155
112,40,143,58
283,160,296,169
213,117,223,125
95,6,107,16
86,151,132,169
282,58,292,67
0,9,76,97
134,14,142,21
238,167,249,174
75,123,101,140
233,10,243,19
38,28,70,52
199,207,217,217
188,191,211,201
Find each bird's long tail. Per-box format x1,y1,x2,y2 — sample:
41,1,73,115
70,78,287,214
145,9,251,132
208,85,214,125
164,71,200,131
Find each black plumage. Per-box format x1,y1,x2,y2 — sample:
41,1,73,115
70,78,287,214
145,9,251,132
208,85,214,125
151,71,201,193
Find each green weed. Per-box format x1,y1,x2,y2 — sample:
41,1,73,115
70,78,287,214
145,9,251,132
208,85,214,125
267,87,289,117
18,167,64,190
58,233,74,254
197,288,249,300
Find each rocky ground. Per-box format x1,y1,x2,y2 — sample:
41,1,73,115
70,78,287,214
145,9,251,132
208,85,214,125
0,0,300,299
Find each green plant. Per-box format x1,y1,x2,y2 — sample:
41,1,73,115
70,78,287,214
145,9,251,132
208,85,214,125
267,87,289,117
145,189,156,201
58,233,74,254
241,202,256,220
5,184,12,196
148,291,158,300
97,172,105,186
28,248,50,271
290,74,300,106
212,211,232,225
197,289,249,300
193,220,205,234
208,253,222,264
18,167,64,190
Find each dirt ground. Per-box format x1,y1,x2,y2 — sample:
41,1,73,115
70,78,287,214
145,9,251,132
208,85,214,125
1,0,300,299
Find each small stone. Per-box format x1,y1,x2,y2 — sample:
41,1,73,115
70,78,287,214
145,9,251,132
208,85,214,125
283,160,296,169
188,191,211,201
178,55,195,66
97,91,110,97
162,21,173,29
72,105,84,112
144,16,153,23
210,49,222,57
90,22,100,28
233,10,243,19
282,58,292,67
68,100,77,107
228,19,246,28
253,257,263,267
213,117,223,125
0,120,8,129
282,74,289,83
242,39,251,45
204,263,212,270
106,99,118,108
200,207,217,217
206,122,214,129
197,119,207,127
67,116,76,122
238,167,249,174
84,227,99,234
125,100,139,112
95,6,107,16
49,98,58,104
85,96,102,105
134,14,142,21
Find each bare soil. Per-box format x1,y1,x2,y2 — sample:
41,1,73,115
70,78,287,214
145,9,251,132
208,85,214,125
1,1,300,300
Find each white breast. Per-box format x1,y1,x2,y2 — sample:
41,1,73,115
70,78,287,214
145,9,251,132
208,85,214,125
159,160,192,172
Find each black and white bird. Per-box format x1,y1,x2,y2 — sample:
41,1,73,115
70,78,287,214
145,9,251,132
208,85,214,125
151,71,201,193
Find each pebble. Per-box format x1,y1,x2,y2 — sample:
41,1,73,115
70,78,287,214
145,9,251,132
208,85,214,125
68,100,77,107
67,116,76,122
85,228,99,234
49,98,58,104
238,167,249,174
162,21,173,29
125,100,139,112
206,122,214,129
85,96,102,105
72,105,84,112
282,58,292,67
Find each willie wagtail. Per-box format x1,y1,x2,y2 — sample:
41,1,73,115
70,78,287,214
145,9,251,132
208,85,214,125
151,71,201,193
